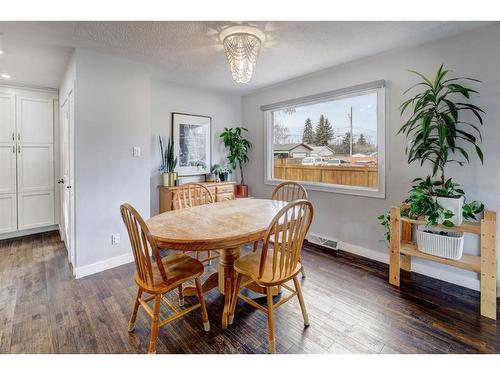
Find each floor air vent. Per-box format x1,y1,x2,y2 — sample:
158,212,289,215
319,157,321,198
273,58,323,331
307,234,338,251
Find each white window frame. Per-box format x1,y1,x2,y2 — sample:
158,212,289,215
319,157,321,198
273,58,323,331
262,80,386,198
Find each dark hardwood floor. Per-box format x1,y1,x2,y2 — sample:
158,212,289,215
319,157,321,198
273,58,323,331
0,231,498,354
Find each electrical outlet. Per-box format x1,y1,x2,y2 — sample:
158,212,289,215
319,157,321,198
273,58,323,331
111,233,120,245
132,146,141,157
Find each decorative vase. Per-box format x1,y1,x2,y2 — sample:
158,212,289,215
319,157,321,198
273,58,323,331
162,172,178,187
235,184,248,198
436,196,464,226
219,172,228,182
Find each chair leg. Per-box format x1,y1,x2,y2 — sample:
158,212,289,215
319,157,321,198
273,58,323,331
178,284,184,306
300,257,306,278
148,294,161,354
195,277,210,332
207,250,211,265
252,241,259,252
228,273,242,325
266,287,276,354
293,275,309,327
128,288,143,332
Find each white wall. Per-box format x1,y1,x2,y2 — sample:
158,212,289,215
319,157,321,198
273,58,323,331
242,23,500,292
150,80,241,215
74,49,151,274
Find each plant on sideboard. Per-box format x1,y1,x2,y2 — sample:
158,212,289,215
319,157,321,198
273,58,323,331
220,127,252,197
378,65,486,243
211,163,231,182
159,135,178,187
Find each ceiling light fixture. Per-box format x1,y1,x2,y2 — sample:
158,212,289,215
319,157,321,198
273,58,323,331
220,25,265,84
1,73,11,79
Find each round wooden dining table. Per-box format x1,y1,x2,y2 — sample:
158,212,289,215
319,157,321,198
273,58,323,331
146,198,288,329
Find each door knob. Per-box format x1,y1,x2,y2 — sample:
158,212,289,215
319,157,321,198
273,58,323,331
58,179,65,184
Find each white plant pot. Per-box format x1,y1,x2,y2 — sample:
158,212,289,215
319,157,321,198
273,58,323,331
416,225,464,260
436,196,464,226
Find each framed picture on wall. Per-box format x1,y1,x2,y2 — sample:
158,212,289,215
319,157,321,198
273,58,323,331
172,112,212,176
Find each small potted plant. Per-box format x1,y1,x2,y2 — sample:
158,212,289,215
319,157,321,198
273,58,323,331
211,163,231,182
159,135,178,187
220,127,252,197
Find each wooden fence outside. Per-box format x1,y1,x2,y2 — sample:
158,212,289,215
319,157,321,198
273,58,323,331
274,161,378,188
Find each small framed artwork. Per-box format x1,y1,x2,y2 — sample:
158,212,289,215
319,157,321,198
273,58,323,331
172,112,211,176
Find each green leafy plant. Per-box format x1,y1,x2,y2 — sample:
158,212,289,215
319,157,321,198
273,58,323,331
377,211,392,242
220,127,252,186
399,65,485,188
378,176,485,240
158,135,177,173
211,163,231,180
404,177,454,227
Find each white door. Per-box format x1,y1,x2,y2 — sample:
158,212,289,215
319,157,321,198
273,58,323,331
16,93,55,230
0,93,17,233
60,93,74,265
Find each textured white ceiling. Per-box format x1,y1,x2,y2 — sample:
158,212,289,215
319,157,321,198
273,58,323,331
0,21,493,92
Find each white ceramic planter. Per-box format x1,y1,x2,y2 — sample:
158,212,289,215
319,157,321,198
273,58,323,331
436,195,464,226
416,225,464,260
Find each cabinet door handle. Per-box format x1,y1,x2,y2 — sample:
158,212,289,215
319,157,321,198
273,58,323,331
17,145,20,153
12,145,15,153
17,133,20,141
12,132,14,141
66,185,72,189
57,179,65,184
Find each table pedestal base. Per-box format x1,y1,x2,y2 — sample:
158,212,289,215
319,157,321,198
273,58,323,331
182,246,279,328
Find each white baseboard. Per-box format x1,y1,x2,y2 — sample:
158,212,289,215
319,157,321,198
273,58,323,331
308,232,499,297
74,252,134,279
0,225,59,241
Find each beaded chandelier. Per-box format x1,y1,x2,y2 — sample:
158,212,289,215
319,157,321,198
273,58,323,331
220,26,265,84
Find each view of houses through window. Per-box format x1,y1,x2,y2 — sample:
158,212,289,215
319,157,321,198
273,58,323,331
270,91,380,191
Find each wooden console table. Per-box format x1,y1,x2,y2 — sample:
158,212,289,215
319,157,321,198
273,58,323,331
389,207,497,320
159,181,236,213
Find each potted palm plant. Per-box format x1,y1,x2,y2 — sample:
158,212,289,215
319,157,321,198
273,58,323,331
378,65,486,260
399,64,485,225
159,135,178,187
220,127,252,197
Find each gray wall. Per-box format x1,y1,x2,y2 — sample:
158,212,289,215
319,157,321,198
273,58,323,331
74,49,152,268
242,24,500,291
150,80,241,215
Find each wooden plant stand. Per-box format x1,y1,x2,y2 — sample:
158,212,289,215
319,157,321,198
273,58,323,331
389,207,497,320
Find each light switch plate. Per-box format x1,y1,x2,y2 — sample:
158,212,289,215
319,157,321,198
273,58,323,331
111,233,120,245
133,146,141,157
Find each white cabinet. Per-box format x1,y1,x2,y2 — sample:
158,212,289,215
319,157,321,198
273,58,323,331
0,144,16,194
0,93,15,143
0,194,17,234
0,88,56,235
17,96,54,143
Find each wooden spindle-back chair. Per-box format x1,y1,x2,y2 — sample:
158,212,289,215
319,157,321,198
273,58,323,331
173,182,214,210
229,199,314,353
271,181,309,202
120,203,209,354
253,181,309,278
172,183,219,266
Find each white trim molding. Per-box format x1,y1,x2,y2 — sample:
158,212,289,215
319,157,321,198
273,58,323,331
74,252,134,279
